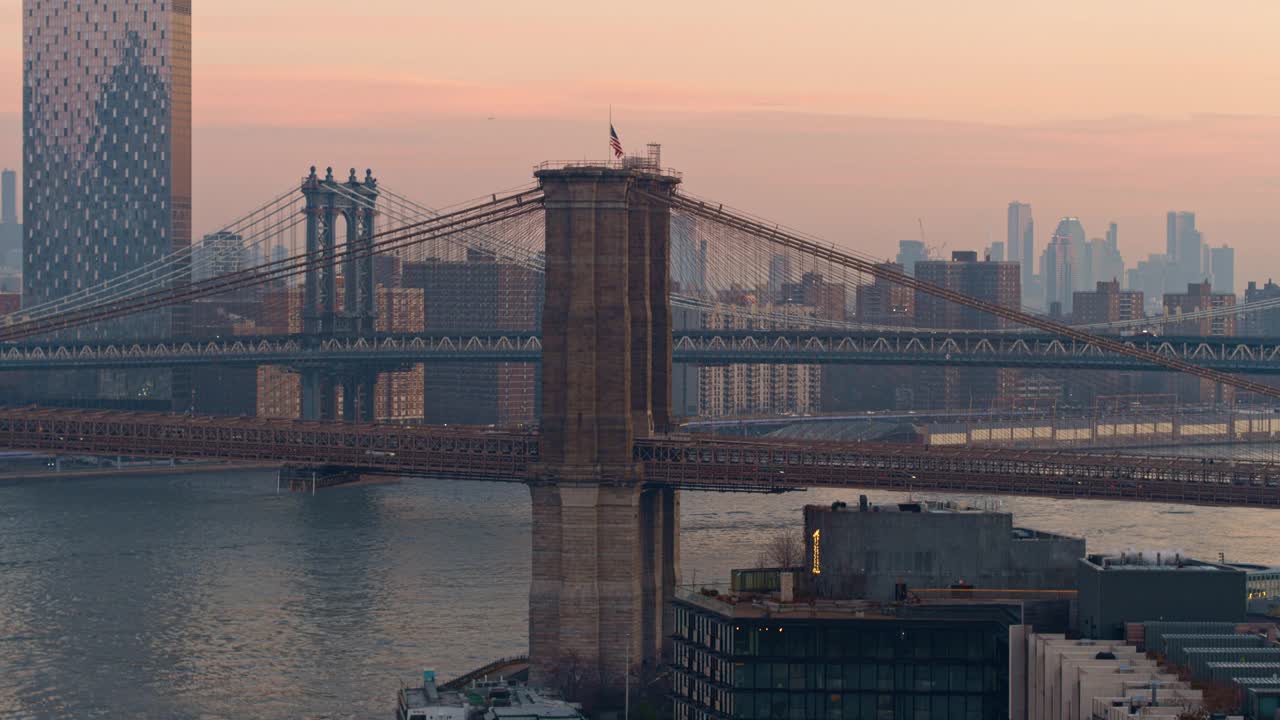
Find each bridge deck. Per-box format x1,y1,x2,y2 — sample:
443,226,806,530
1,407,1278,508
7,330,1280,374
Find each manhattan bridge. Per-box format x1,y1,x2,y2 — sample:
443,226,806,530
2,156,1279,683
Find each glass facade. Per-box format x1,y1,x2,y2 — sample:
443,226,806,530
23,0,192,340
671,600,1009,720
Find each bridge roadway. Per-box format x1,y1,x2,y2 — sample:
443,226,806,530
6,329,1280,373
2,406,1277,508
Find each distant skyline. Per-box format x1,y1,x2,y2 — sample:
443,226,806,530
2,1,1279,279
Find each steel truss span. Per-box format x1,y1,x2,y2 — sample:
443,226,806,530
0,407,537,481
12,329,1280,374
2,407,1279,508
636,437,1280,508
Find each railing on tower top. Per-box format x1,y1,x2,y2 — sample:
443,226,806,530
533,160,683,179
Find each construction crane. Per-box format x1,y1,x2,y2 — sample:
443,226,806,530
919,217,945,260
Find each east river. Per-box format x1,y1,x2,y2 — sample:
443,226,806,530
1,470,1276,719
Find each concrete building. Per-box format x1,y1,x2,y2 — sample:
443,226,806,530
1054,218,1088,290
695,302,822,417
671,213,707,296
1042,234,1074,314
766,253,791,299
780,272,847,322
896,239,928,277
1166,211,1203,289
1127,254,1174,316
1242,279,1280,336
1070,281,1146,404
987,240,1005,262
404,253,543,427
671,587,1025,720
1021,632,1197,720
1076,553,1247,640
1163,282,1237,403
804,499,1084,602
1210,244,1235,296
0,169,20,271
372,288,426,422
194,231,245,282
855,263,913,326
1164,281,1236,337
913,251,1021,409
1084,226,1124,294
844,264,915,408
1073,281,1143,327
1008,201,1035,291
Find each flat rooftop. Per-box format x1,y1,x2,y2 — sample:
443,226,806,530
1084,553,1243,573
809,499,1081,543
676,585,1068,622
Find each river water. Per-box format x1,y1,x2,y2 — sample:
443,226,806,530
0,470,1276,719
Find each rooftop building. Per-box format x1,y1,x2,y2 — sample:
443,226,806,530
1242,280,1280,336
1022,632,1199,720
672,584,1032,720
1163,282,1238,404
913,251,1022,409
404,253,543,426
1073,280,1144,327
1008,201,1035,292
896,239,928,277
1077,553,1247,640
804,498,1084,603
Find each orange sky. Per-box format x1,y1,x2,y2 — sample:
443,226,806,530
1,1,1279,280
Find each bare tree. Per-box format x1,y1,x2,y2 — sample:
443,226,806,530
543,652,602,707
755,529,806,568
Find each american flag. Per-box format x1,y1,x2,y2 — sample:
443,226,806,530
610,123,624,159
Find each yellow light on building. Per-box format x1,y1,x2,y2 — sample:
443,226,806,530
812,529,821,575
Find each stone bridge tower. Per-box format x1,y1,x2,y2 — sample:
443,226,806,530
530,161,682,692
299,166,380,421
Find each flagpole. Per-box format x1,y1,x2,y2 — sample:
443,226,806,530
609,105,613,164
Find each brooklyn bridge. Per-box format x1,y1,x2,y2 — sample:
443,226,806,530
3,159,1279,686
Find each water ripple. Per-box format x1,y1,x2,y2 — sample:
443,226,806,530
0,473,1275,718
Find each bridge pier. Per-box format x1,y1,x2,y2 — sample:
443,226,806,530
529,162,682,695
528,483,680,690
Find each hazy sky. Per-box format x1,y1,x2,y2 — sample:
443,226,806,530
2,1,1279,280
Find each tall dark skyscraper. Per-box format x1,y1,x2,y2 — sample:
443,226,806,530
1041,234,1073,314
1166,211,1202,288
0,169,20,270
1049,216,1088,294
1210,245,1235,296
1007,201,1034,287
22,1,193,337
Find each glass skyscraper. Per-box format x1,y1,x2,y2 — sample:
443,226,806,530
23,0,192,340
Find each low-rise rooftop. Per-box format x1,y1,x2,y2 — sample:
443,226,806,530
1085,552,1243,572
